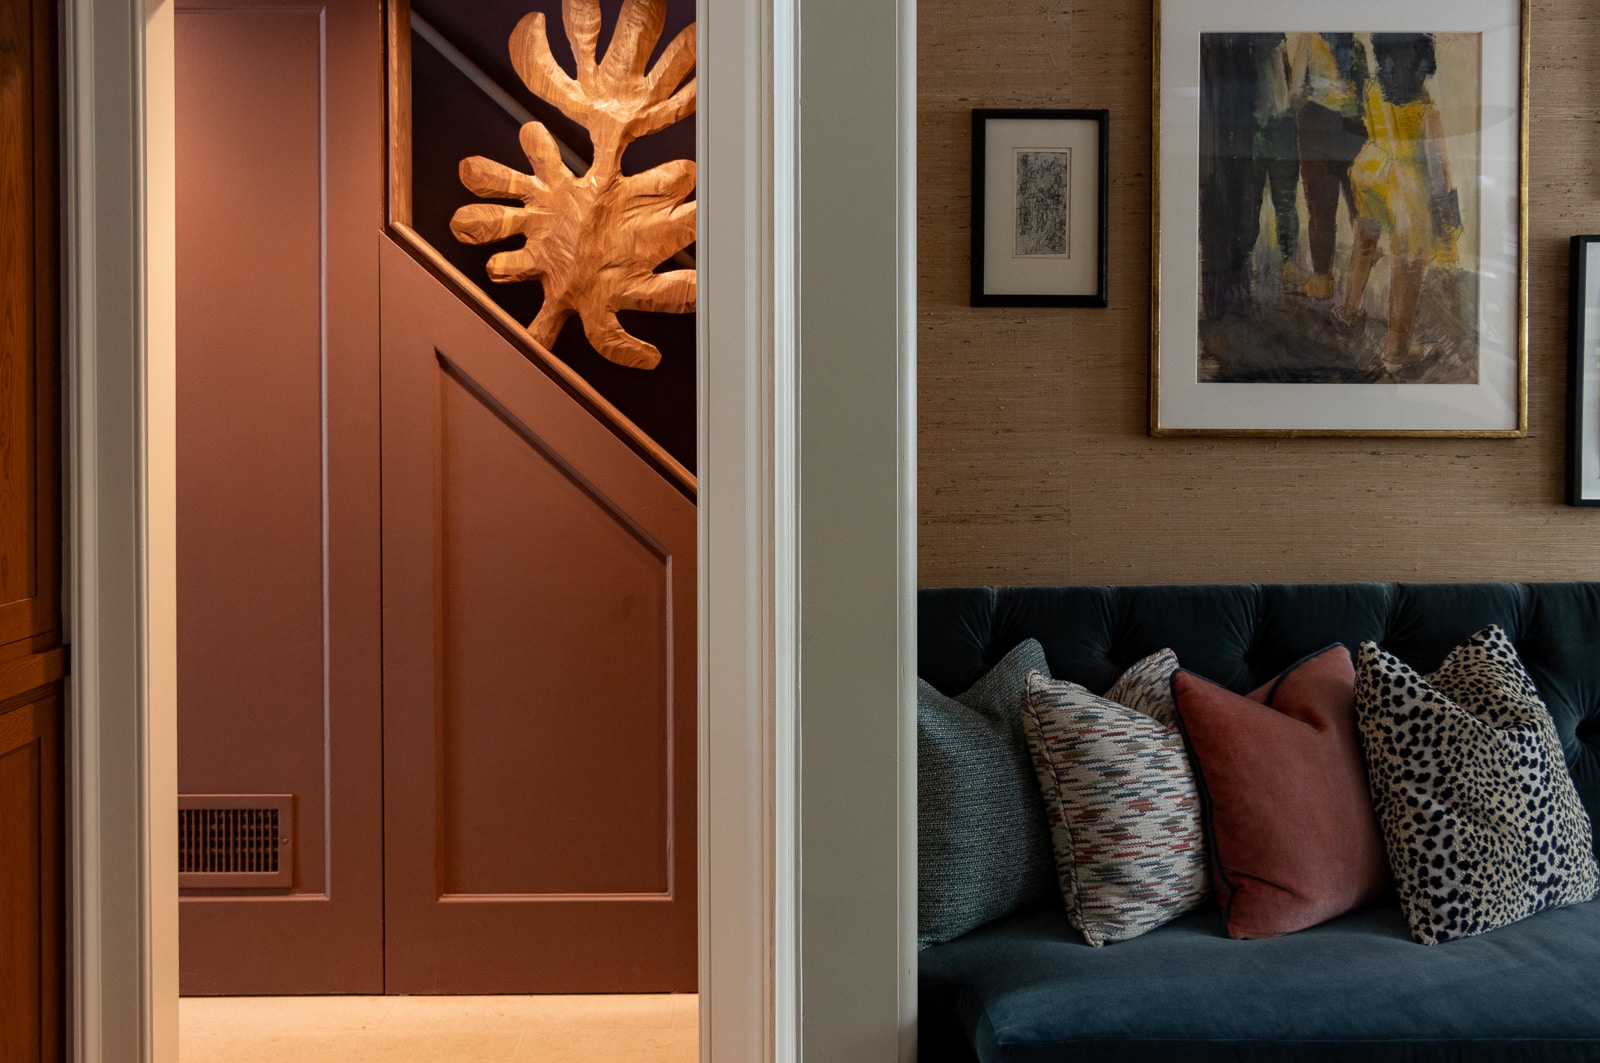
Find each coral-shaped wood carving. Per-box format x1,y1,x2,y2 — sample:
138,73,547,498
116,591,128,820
450,0,696,370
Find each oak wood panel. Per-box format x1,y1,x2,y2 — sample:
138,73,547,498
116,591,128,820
176,0,384,994
381,236,697,992
387,0,413,227
918,0,1600,587
0,691,61,1063
0,0,59,658
0,1,62,1055
0,646,64,697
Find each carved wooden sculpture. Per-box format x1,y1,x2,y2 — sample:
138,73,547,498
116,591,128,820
450,0,696,370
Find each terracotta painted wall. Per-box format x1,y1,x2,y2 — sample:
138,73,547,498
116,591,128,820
918,1,1600,587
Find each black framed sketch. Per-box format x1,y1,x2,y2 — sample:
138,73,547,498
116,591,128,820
970,109,1108,308
1569,236,1600,505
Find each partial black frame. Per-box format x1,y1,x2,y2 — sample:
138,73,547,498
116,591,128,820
970,108,1109,308
1568,235,1600,505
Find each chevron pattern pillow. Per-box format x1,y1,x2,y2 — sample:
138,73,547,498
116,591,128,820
1021,651,1209,946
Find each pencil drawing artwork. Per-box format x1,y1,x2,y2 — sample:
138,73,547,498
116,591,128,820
1015,149,1072,258
1196,31,1480,385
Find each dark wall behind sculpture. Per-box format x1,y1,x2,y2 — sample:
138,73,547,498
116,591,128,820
410,0,698,473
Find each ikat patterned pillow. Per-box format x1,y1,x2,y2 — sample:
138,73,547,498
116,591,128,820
1020,651,1209,947
1104,647,1183,729
1355,626,1600,945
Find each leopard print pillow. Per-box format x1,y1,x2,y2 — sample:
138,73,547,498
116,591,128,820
1355,626,1599,945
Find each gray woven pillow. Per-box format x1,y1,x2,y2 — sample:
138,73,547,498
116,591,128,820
918,638,1055,948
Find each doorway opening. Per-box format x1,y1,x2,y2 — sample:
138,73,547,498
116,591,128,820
174,2,699,1052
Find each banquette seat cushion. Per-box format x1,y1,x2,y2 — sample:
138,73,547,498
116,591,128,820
917,583,1600,1063
919,899,1600,1062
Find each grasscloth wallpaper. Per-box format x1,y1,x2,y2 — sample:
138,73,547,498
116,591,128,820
918,1,1600,586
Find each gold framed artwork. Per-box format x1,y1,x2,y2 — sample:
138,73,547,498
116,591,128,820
1151,0,1528,436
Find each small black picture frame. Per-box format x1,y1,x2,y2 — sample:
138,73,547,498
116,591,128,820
970,108,1108,308
1569,235,1600,505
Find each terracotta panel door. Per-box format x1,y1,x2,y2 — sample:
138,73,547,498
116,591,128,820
379,239,697,993
175,0,384,993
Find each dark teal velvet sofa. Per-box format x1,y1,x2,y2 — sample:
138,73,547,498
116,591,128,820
917,583,1600,1063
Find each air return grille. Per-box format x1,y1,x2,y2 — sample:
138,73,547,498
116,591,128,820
178,795,294,888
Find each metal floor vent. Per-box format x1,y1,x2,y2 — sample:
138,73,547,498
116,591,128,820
178,795,294,889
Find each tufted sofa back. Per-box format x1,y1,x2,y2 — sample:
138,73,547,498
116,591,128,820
919,582,1600,851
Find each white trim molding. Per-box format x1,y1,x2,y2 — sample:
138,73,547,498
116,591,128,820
794,0,918,1055
896,0,921,1050
699,0,916,1054
62,1,179,1061
697,0,799,1057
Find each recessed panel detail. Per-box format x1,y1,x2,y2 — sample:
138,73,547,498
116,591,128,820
436,364,673,897
176,7,331,895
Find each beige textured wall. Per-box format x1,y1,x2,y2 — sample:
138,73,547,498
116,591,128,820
918,1,1600,587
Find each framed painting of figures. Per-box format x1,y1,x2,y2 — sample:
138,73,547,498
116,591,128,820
1152,0,1527,436
972,109,1109,307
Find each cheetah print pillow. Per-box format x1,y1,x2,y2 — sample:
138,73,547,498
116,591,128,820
1355,626,1600,945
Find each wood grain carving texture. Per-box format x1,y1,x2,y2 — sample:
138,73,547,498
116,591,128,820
449,0,697,371
918,0,1600,587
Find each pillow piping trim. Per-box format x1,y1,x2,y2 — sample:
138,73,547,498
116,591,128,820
1019,674,1091,943
1259,642,1350,707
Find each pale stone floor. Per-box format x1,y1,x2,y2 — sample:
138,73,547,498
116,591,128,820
179,995,698,1063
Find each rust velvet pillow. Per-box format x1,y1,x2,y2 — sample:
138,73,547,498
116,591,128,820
1171,645,1390,939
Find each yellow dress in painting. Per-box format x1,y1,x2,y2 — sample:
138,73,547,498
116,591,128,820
1349,88,1458,268
1341,46,1462,371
